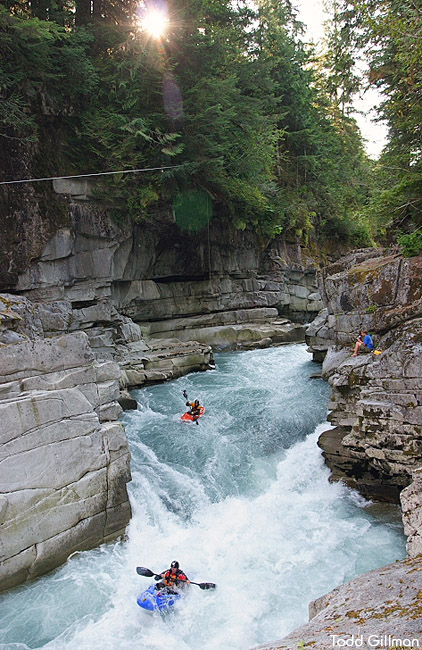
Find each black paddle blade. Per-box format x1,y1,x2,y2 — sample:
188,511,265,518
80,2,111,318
136,567,155,578
193,582,216,590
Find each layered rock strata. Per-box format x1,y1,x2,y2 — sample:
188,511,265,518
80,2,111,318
137,309,305,349
401,468,422,557
251,556,422,650
1,179,322,348
0,315,131,592
0,293,214,390
305,250,422,504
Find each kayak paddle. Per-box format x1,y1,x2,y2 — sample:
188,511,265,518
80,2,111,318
182,390,200,425
191,581,216,589
136,566,216,590
136,567,161,579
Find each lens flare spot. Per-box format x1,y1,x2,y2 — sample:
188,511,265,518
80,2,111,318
173,189,213,232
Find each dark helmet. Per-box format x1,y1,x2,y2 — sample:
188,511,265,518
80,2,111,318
194,400,199,406
170,560,179,569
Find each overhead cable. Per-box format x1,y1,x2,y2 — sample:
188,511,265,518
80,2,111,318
0,164,183,186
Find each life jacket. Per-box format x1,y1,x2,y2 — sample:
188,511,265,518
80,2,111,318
164,569,187,587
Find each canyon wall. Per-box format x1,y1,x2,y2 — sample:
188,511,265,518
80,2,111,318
2,179,322,350
305,248,422,554
0,180,322,591
0,295,131,592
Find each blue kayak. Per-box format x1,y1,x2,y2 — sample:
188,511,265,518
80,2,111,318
137,584,182,612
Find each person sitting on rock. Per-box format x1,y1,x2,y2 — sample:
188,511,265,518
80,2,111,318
154,561,190,594
352,330,374,356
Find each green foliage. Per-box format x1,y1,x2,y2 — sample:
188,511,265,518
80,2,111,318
331,0,422,243
322,0,361,114
1,0,375,244
397,230,422,258
332,207,375,248
251,0,372,243
0,7,97,142
173,189,212,232
127,186,160,222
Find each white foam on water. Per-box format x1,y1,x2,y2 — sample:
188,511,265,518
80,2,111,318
0,346,406,650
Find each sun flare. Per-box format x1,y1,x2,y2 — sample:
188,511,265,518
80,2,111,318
141,8,168,39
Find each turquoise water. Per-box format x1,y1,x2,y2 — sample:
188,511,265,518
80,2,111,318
0,344,406,650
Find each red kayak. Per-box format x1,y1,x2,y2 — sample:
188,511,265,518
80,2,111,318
181,407,205,422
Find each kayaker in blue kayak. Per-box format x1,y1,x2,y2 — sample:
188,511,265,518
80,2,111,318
154,561,190,594
136,565,216,611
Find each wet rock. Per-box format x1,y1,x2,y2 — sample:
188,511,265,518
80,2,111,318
118,390,138,410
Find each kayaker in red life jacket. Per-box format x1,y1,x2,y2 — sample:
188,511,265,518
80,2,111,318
154,561,190,594
186,399,202,419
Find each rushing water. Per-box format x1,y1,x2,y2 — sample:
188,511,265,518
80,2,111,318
0,344,406,650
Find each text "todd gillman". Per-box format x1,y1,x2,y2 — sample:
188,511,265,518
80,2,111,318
331,635,421,647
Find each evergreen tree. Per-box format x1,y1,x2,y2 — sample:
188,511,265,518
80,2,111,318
0,0,375,246
329,0,422,240
323,0,360,116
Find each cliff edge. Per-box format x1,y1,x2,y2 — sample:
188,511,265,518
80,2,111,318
306,249,422,551
252,555,422,650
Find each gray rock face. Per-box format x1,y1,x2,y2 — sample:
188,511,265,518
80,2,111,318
305,308,335,362
137,309,305,350
2,195,319,360
317,318,422,502
6,196,321,341
319,251,422,340
0,293,44,342
0,326,131,593
304,250,422,504
401,468,422,557
251,556,422,650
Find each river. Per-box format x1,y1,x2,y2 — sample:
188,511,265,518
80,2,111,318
0,344,406,650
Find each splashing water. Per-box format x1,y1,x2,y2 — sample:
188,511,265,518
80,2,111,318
0,345,406,650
